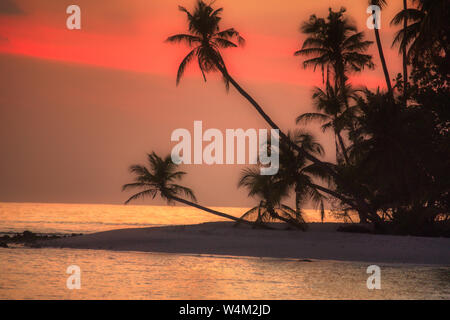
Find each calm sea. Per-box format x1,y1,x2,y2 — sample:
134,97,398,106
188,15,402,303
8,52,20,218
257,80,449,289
0,202,449,299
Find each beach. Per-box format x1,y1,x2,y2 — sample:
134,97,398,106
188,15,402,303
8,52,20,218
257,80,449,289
39,222,450,265
2,203,449,299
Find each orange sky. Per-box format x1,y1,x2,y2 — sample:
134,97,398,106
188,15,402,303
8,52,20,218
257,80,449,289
0,0,404,86
0,0,407,206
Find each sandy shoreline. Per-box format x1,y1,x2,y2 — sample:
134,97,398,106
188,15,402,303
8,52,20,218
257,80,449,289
39,222,450,265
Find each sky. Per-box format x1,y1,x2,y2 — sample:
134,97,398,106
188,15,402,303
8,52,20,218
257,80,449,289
0,0,405,207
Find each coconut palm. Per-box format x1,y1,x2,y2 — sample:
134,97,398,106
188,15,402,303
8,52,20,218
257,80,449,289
167,0,378,225
345,88,429,224
391,0,449,66
166,1,288,142
296,85,360,164
295,7,372,163
369,0,393,94
237,167,307,230
295,7,374,93
237,131,328,229
122,152,254,225
165,0,245,86
166,1,335,176
277,131,329,221
402,0,408,100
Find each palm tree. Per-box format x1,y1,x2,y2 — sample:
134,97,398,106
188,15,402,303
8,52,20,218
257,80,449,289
388,0,409,104
277,131,328,221
295,7,374,93
294,8,372,164
346,88,425,224
165,0,245,86
296,85,359,164
402,0,408,100
167,1,341,171
237,131,328,229
369,0,393,94
122,152,255,225
237,167,307,230
167,0,378,224
391,0,449,67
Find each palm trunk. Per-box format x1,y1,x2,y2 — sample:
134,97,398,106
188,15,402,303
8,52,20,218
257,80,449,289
374,28,393,94
217,65,333,171
334,134,341,163
268,206,306,230
170,195,267,228
295,191,300,214
308,182,381,224
215,64,377,222
336,131,350,164
402,0,408,104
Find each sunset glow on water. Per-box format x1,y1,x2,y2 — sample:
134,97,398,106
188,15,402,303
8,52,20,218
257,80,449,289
0,202,449,300
1,247,449,300
0,202,343,234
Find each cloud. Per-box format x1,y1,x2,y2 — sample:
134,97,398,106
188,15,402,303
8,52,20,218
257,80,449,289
0,0,24,15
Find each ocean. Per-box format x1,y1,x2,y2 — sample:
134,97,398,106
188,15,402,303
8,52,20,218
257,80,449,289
0,202,449,299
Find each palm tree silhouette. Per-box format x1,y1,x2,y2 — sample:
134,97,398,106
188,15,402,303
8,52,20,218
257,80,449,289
166,0,288,141
165,0,245,86
294,8,373,164
295,7,374,93
277,131,328,222
297,84,361,165
347,89,415,215
401,0,408,102
237,131,327,229
122,152,254,225
369,0,393,94
391,0,449,67
166,0,363,213
167,0,382,224
237,167,307,230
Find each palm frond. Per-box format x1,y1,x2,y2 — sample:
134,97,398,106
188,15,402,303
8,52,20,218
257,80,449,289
296,112,330,125
165,34,201,46
170,184,197,202
176,48,197,85
213,37,238,48
124,189,157,204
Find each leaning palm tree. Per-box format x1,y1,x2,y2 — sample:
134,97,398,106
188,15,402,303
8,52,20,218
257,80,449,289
237,167,307,230
166,0,378,224
166,1,333,174
369,0,393,94
122,152,255,225
295,7,374,93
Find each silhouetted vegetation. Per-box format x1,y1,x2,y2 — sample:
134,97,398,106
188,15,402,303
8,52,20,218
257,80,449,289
0,231,82,248
123,0,449,236
122,152,264,227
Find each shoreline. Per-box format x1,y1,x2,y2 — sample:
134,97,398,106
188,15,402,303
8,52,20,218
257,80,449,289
38,222,450,265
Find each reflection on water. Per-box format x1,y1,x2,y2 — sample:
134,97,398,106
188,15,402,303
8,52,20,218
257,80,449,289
0,202,447,300
0,202,345,234
0,247,449,300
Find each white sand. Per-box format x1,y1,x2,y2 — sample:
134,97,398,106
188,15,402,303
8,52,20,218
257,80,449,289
40,222,450,265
